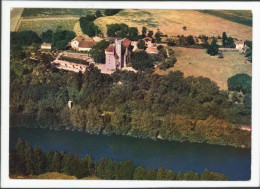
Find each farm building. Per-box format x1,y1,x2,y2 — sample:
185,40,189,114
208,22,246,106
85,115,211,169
105,38,131,71
41,43,52,50
71,37,96,51
235,40,244,51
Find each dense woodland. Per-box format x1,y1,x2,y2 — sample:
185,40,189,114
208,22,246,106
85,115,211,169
10,139,229,180
10,30,251,148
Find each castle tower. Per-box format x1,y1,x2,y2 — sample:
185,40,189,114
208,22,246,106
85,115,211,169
115,39,123,69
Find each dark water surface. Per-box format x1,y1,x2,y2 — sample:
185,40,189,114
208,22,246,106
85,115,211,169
10,127,251,180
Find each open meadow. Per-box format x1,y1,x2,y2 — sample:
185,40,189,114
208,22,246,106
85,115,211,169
94,9,252,41
155,47,252,90
10,8,24,32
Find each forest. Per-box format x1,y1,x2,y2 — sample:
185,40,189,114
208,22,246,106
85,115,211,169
10,139,229,180
10,32,251,148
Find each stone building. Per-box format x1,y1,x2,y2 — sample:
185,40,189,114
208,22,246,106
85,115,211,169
105,38,131,71
71,37,96,51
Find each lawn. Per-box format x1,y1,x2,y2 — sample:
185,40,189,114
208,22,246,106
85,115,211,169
154,47,252,90
18,19,77,35
95,9,252,41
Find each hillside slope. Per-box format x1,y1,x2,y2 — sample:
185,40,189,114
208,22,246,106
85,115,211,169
95,9,252,41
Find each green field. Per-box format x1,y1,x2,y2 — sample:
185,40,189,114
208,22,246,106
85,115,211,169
18,19,77,35
197,10,252,27
22,8,100,18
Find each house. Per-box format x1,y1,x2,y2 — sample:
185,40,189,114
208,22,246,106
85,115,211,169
41,42,52,50
105,38,131,71
235,40,244,51
146,46,159,55
71,37,96,51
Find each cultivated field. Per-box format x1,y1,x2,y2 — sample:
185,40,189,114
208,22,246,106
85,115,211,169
10,8,24,32
95,9,252,41
18,19,78,35
155,47,252,90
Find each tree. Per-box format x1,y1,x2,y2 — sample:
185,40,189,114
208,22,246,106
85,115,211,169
131,51,154,71
155,29,162,42
187,35,195,45
142,27,147,37
222,32,227,47
148,30,153,38
88,40,110,63
41,30,53,43
116,160,135,180
104,9,122,16
95,10,102,18
156,167,165,180
107,23,129,38
133,166,147,180
137,39,146,49
52,30,75,50
227,74,252,94
166,38,176,46
207,38,219,56
32,145,46,175
11,31,41,46
128,27,139,41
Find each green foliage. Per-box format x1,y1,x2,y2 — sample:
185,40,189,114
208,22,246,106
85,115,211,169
227,74,252,94
137,39,146,49
155,29,162,42
95,10,102,18
128,27,139,41
41,30,53,43
166,38,176,46
147,30,154,38
207,38,219,56
52,30,76,50
131,51,154,71
10,139,229,180
187,35,195,45
88,40,110,63
142,27,147,38
107,23,129,38
104,9,122,16
79,16,101,37
11,31,41,46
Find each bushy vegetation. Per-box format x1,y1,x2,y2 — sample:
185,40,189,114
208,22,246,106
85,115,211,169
222,32,235,48
106,23,139,40
79,15,101,37
88,40,110,63
10,139,229,180
11,31,41,46
228,74,251,94
207,38,219,56
104,9,122,16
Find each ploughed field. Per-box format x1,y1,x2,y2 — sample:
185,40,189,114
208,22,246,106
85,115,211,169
155,47,252,90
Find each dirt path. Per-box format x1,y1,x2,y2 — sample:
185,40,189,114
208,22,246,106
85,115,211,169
10,8,24,31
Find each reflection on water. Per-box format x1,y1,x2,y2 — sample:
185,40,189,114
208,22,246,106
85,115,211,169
10,127,251,180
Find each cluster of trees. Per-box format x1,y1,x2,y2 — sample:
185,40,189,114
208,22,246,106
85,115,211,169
10,139,228,180
158,48,177,70
59,56,89,65
41,28,76,50
222,32,235,48
11,31,41,46
207,38,219,56
10,42,251,147
104,9,122,16
107,23,139,41
79,14,101,37
88,40,110,63
244,40,252,62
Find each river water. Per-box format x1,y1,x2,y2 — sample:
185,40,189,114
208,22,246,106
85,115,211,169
9,127,251,180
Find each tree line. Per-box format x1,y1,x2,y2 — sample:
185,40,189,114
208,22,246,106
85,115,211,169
10,139,229,180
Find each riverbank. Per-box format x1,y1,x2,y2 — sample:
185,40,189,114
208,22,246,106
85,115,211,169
10,113,251,149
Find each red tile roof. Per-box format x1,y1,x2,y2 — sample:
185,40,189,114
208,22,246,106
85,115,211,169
143,37,152,41
122,38,131,47
78,40,96,48
105,44,114,52
235,41,244,45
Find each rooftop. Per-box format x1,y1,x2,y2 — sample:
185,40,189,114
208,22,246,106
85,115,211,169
105,44,114,52
78,40,96,48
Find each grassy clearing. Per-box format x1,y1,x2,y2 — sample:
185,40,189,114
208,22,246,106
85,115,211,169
95,9,252,41
154,47,252,90
22,8,98,18
18,19,77,35
10,8,24,31
197,10,252,27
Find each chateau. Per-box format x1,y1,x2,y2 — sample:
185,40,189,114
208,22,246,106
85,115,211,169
105,38,131,71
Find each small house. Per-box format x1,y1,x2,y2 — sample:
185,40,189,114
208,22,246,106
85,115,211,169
71,37,96,51
41,43,52,50
235,41,244,51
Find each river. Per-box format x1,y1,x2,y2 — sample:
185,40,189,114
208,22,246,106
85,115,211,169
9,127,251,181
